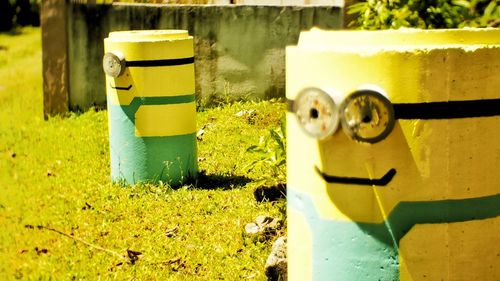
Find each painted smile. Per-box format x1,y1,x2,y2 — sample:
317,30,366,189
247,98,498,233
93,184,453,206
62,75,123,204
110,84,132,91
314,166,396,186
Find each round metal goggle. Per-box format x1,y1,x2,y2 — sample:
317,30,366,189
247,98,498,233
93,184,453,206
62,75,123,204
103,52,127,78
293,87,395,143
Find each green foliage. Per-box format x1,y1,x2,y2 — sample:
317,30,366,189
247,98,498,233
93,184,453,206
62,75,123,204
0,1,15,31
246,119,286,186
348,0,500,29
0,0,40,31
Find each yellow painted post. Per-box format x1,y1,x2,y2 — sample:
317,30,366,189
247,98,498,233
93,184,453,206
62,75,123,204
103,30,197,186
286,28,500,280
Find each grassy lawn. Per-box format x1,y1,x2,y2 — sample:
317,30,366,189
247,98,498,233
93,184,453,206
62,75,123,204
0,28,286,280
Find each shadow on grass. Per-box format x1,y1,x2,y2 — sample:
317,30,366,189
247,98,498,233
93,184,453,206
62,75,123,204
253,183,286,203
192,170,252,191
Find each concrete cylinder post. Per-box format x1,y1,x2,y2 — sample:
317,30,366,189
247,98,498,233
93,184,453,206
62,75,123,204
103,30,197,186
286,28,500,280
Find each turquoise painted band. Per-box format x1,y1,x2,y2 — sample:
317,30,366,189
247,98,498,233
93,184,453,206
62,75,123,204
107,93,198,185
109,133,198,185
288,187,500,280
108,94,196,121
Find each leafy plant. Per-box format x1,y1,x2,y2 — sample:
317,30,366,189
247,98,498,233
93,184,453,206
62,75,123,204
348,0,500,29
246,119,286,185
459,0,500,27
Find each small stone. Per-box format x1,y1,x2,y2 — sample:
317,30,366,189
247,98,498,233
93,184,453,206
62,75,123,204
245,216,283,241
235,110,246,117
235,109,256,118
256,216,282,235
255,215,273,226
245,216,283,239
244,222,260,235
265,236,287,281
265,218,283,231
196,127,205,141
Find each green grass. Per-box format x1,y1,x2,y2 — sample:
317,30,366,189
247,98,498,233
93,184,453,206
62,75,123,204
0,28,286,280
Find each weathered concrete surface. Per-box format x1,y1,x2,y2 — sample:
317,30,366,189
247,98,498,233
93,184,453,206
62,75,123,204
41,0,69,118
66,3,342,110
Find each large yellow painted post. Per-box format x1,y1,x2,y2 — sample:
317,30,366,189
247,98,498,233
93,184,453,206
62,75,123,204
286,28,500,280
103,30,197,185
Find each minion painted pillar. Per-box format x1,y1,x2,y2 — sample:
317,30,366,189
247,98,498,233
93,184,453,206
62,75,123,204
286,28,500,280
103,30,197,185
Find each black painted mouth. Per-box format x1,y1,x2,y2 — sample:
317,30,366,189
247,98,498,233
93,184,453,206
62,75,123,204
110,84,132,91
315,166,396,186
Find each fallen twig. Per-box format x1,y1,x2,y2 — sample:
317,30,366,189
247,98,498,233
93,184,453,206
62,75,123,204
26,224,126,261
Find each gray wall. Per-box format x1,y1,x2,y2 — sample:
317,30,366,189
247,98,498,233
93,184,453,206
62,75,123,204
66,3,343,110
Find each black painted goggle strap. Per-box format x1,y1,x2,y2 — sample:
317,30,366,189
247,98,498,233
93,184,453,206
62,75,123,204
287,98,500,120
287,98,295,113
393,98,500,119
125,57,195,67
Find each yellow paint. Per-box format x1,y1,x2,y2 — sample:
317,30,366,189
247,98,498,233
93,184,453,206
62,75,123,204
287,29,500,222
106,30,189,42
298,28,500,50
399,217,500,281
105,30,194,61
287,28,500,280
104,29,198,185
104,30,195,106
287,207,313,281
106,64,195,106
135,102,196,137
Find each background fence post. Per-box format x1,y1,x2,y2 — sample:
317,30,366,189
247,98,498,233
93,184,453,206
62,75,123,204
41,0,69,119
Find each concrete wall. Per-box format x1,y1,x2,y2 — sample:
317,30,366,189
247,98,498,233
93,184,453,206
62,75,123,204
66,3,343,111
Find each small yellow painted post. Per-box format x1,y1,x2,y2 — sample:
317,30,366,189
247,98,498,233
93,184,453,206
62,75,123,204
286,28,500,280
103,30,197,186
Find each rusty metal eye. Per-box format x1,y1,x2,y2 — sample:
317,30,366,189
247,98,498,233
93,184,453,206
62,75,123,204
103,52,126,78
294,87,339,140
339,89,395,143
